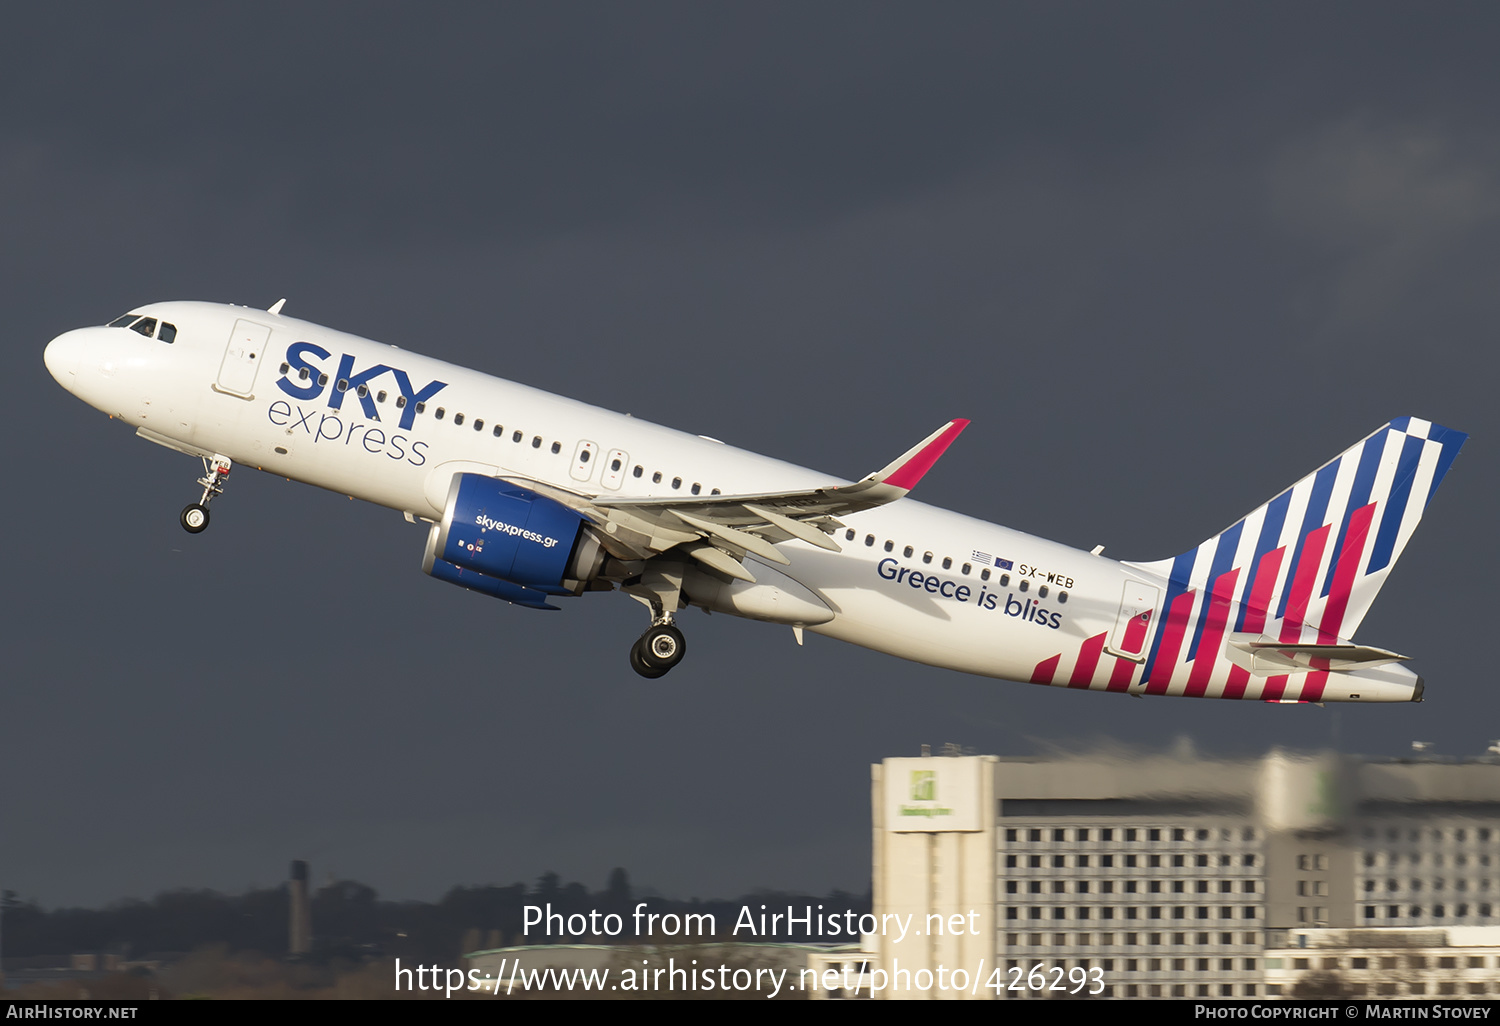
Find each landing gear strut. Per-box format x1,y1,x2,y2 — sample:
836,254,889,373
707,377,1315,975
181,455,232,534
629,618,687,678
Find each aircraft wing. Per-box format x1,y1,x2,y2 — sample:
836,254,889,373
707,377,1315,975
502,419,969,581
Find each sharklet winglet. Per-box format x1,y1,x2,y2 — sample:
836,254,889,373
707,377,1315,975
874,419,970,491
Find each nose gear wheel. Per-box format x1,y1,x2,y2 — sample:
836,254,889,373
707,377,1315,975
180,455,232,533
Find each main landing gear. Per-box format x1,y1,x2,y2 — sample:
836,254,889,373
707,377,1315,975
180,455,232,534
629,619,687,679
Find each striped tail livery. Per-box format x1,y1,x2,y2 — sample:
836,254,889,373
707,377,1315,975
1116,417,1468,702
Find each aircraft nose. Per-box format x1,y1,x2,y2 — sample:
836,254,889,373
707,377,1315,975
44,329,82,385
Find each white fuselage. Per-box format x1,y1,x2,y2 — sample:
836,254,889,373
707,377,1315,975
43,301,1425,702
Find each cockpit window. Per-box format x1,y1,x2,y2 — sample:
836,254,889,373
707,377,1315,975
108,314,139,328
158,322,177,344
129,317,157,338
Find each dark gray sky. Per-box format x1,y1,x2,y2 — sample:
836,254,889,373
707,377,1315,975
4,3,1497,908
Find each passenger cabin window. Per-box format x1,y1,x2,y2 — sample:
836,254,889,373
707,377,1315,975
846,530,856,541
633,466,643,478
414,401,425,413
904,546,914,557
513,431,522,442
130,317,157,337
319,373,330,387
671,477,682,489
158,322,177,343
922,552,933,564
492,425,503,437
435,407,445,420
691,483,701,495
1019,580,1029,592
396,395,407,408
550,441,561,454
981,568,991,580
377,390,388,403
357,384,368,398
942,557,952,569
532,436,542,448
865,534,875,547
454,413,465,426
337,379,349,392
884,540,894,552
473,419,483,431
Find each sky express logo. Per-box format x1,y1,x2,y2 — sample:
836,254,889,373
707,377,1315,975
275,341,447,431
475,514,561,549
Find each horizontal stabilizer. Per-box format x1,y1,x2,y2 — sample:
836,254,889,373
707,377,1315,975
1227,634,1408,673
1127,417,1465,687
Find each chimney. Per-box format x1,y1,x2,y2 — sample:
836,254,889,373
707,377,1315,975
289,860,311,956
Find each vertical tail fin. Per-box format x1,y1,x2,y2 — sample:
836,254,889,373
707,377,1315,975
1130,418,1466,677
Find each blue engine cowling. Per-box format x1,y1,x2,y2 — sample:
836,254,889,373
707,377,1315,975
422,474,605,607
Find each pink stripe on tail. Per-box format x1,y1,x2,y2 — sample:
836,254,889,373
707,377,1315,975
1031,654,1061,685
1068,632,1108,688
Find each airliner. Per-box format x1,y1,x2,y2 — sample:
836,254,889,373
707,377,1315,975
44,300,1466,699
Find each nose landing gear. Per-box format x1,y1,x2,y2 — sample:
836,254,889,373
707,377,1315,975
180,455,232,533
629,620,687,678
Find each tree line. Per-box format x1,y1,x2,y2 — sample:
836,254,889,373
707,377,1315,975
1,870,869,966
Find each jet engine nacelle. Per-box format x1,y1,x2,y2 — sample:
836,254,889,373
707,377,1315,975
422,474,605,606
